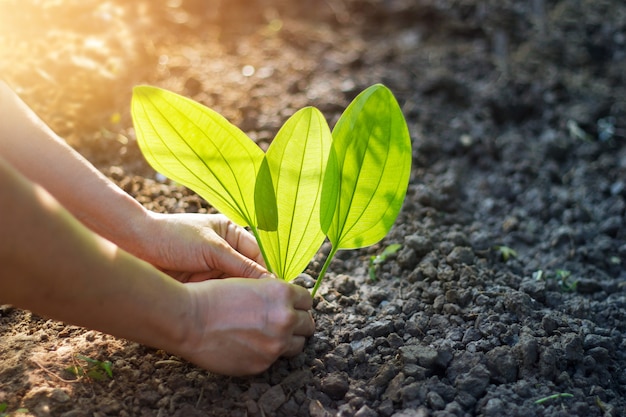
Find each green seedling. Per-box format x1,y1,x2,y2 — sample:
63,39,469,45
534,392,574,405
65,355,113,381
494,245,517,262
534,269,578,292
369,243,402,281
0,403,28,416
132,84,411,296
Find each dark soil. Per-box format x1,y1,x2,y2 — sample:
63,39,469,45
1,1,625,416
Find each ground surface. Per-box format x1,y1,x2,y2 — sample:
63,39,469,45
1,1,625,416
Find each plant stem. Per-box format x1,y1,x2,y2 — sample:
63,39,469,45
535,393,574,404
250,226,274,276
311,245,338,297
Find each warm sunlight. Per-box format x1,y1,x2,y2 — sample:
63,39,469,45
0,0,143,139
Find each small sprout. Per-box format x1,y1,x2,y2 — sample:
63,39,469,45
368,243,402,281
554,269,577,292
595,395,609,413
0,403,28,417
535,392,574,405
495,245,517,262
66,355,113,381
534,269,578,292
567,119,592,141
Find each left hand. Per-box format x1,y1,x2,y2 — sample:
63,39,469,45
133,212,270,282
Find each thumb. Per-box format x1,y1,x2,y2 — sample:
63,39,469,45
210,244,270,278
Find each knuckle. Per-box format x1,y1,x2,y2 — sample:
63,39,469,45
270,307,297,332
264,338,287,359
268,280,293,300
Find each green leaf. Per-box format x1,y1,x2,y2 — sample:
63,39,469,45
254,157,278,231
372,243,403,265
257,107,333,280
131,86,264,227
321,84,411,249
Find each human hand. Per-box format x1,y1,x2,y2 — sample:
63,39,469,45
134,212,269,281
176,277,315,376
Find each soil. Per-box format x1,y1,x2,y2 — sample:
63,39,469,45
1,0,625,416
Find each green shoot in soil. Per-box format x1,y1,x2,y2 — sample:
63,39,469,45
65,355,113,381
368,243,402,281
132,84,411,296
533,269,578,292
494,245,517,262
0,403,28,417
534,392,574,405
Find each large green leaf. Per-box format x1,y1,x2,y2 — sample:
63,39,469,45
257,107,333,281
321,84,411,249
131,86,264,227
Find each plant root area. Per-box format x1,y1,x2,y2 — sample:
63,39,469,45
1,1,625,416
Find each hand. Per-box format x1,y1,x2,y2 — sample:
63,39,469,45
136,212,269,281
177,277,315,376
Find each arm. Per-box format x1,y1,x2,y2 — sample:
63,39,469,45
0,80,148,252
0,156,314,375
0,80,266,278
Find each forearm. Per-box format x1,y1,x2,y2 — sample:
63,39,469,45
0,156,190,352
0,81,149,255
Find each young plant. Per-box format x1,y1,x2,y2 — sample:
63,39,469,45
65,354,113,381
131,84,411,295
368,243,402,282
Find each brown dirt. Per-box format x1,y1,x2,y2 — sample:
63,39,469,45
1,1,625,416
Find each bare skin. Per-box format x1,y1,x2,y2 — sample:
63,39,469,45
0,81,315,376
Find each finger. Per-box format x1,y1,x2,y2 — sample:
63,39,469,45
210,246,269,278
282,335,307,357
221,219,266,267
291,284,314,310
293,310,315,337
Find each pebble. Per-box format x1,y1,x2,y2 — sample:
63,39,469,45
405,234,434,256
258,385,287,414
355,405,378,417
397,246,419,269
321,373,350,400
399,344,439,369
446,247,475,265
485,346,518,383
335,274,357,295
364,320,395,338
455,364,490,399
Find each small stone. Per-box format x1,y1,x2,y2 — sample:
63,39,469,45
335,274,356,295
446,246,475,265
405,234,434,257
364,320,394,338
427,391,446,410
541,315,559,335
486,346,518,383
293,273,316,289
397,246,419,269
515,335,539,367
583,334,615,351
399,344,439,369
309,400,333,417
321,373,350,400
455,364,490,398
258,385,287,414
483,398,506,417
354,405,378,417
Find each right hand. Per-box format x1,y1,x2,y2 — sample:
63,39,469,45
177,277,315,376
